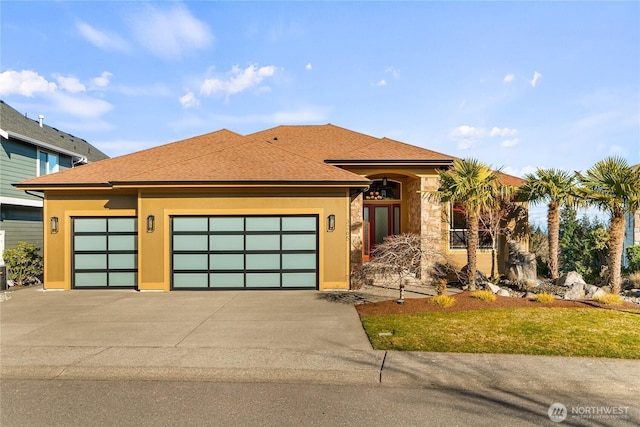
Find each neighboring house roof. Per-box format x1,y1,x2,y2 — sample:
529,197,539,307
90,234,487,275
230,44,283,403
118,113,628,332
0,100,108,163
15,124,524,189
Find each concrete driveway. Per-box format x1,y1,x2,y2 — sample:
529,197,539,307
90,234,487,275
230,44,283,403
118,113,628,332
1,286,385,384
0,286,372,351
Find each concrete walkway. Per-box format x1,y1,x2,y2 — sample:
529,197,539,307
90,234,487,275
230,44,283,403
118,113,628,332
1,286,638,399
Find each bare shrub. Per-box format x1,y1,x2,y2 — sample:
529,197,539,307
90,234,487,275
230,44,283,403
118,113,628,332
363,233,461,295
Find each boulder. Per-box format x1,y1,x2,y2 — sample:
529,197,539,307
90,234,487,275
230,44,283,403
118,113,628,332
563,282,586,300
496,289,511,297
486,283,501,294
557,271,586,288
506,241,537,282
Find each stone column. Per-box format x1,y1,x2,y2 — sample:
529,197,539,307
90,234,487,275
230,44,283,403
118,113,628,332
419,175,442,281
350,193,364,289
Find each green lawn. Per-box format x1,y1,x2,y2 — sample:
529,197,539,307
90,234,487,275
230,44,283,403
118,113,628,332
360,307,640,359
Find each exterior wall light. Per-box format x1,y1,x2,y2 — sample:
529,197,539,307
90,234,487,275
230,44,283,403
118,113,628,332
50,216,59,234
327,214,336,232
146,215,155,233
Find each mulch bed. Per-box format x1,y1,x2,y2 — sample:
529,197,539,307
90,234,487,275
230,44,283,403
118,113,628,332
355,291,640,316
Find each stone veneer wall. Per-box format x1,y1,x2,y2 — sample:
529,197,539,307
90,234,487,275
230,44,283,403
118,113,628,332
406,178,421,234
349,193,364,288
420,176,443,280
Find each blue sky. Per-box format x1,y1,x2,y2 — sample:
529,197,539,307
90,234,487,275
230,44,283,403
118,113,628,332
1,1,638,226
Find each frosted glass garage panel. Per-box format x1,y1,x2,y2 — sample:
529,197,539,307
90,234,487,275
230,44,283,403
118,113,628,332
74,218,106,233
246,254,280,270
109,272,137,287
108,218,136,232
75,235,106,251
246,273,280,287
173,217,209,232
173,254,208,270
282,253,316,270
109,254,137,269
282,273,316,288
246,234,280,251
75,272,108,287
246,217,280,231
75,254,107,269
282,217,316,231
210,235,244,251
210,217,244,231
109,235,137,251
173,273,208,288
282,234,316,251
210,273,244,288
210,254,244,270
173,235,208,251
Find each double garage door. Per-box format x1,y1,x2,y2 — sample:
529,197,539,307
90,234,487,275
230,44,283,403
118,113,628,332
171,215,318,290
71,215,318,290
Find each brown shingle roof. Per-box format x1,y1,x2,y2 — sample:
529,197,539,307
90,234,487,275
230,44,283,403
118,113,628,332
16,124,523,189
248,124,453,163
18,128,370,188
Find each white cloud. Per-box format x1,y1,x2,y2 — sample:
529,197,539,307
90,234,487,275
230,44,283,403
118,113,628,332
450,125,520,150
49,92,113,118
0,70,57,96
374,79,387,86
385,66,400,79
305,63,312,70
179,91,200,108
76,21,129,52
489,127,518,137
92,71,113,88
451,125,484,139
529,71,542,87
200,64,277,98
501,138,520,148
128,4,213,60
503,73,515,83
55,75,86,93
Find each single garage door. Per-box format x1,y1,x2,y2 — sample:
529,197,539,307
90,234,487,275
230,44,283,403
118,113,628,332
171,215,318,290
72,217,138,288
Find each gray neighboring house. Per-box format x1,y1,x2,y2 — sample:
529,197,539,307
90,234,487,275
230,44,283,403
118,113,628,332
0,100,109,260
623,164,640,267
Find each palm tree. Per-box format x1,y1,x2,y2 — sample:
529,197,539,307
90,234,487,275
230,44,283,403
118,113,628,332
575,157,640,295
438,158,503,290
518,168,577,280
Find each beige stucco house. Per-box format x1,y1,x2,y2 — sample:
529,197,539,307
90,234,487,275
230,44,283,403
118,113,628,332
16,124,525,291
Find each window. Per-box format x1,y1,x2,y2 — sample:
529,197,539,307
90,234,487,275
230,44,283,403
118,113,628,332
449,203,492,249
364,178,401,201
38,151,59,176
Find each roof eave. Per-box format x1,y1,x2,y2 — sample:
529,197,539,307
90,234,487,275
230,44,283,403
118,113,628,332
110,180,372,189
325,159,454,166
3,129,90,163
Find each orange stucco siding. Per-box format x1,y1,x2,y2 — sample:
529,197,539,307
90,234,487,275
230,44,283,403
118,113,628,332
42,187,352,291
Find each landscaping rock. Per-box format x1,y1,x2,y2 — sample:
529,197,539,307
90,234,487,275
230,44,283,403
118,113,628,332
486,283,501,294
496,289,511,297
523,292,537,299
557,271,586,288
563,282,586,300
506,241,537,282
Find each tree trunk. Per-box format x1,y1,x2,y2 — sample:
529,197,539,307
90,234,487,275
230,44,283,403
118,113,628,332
547,201,560,280
467,210,479,291
608,207,625,295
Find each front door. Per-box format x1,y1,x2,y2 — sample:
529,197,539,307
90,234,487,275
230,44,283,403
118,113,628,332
363,204,400,261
